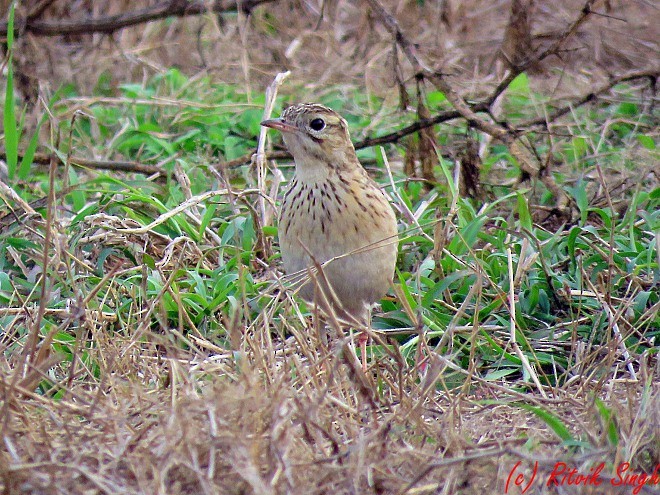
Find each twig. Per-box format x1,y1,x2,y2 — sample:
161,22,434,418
360,0,621,216
26,0,59,21
0,150,161,175
216,68,657,167
24,155,59,366
6,70,654,178
0,0,276,37
397,447,507,495
0,177,38,216
250,71,290,261
254,71,290,228
111,189,259,235
520,68,659,130
580,273,638,381
364,0,509,141
507,245,547,398
486,0,599,107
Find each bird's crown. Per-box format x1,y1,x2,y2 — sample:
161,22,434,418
280,103,349,138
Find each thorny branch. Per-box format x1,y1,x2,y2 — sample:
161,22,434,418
355,0,656,218
362,68,658,149
519,68,659,130
365,0,508,140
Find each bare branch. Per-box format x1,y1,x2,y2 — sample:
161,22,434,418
4,69,654,176
487,0,598,107
0,0,275,37
357,0,654,218
364,0,511,142
2,151,161,175
520,68,659,130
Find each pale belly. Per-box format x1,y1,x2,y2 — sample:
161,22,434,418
278,174,398,321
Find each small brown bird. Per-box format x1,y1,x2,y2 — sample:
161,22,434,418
261,103,398,370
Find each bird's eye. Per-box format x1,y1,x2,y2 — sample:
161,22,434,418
309,118,326,131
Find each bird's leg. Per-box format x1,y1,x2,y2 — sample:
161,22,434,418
358,309,373,372
358,331,368,372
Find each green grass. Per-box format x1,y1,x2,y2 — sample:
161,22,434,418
1,67,658,475
0,54,658,495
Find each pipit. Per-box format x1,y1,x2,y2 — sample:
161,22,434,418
261,103,398,370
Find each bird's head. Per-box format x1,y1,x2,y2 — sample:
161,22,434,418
261,103,359,177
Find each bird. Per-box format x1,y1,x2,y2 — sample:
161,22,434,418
261,103,398,371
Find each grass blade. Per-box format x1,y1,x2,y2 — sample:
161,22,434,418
3,4,18,179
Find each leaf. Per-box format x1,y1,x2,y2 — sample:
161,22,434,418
636,134,655,150
0,271,12,291
426,91,446,106
18,115,45,179
96,248,117,275
480,328,520,364
516,193,532,231
568,136,588,163
484,368,518,380
262,226,278,237
509,73,530,95
199,203,218,237
616,102,638,117
448,215,488,255
224,135,246,161
594,398,619,446
19,86,68,179
567,181,589,224
3,4,18,179
421,270,472,306
516,403,575,442
567,226,581,259
590,208,615,231
239,108,264,136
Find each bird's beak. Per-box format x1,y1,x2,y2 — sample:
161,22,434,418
260,118,298,133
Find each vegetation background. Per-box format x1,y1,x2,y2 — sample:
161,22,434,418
0,0,658,493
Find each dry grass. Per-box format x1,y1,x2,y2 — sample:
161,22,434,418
10,0,658,100
1,194,657,492
2,322,658,493
1,1,659,494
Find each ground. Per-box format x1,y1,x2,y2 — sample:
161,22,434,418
0,0,658,494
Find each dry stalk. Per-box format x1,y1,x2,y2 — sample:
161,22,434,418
252,70,290,261
506,243,547,398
